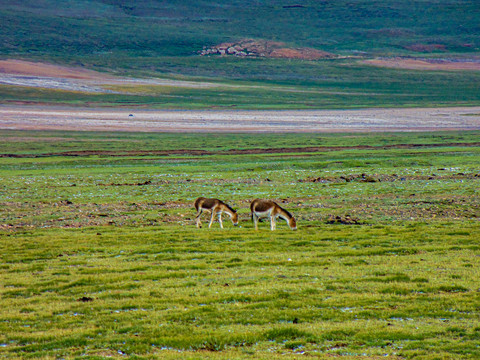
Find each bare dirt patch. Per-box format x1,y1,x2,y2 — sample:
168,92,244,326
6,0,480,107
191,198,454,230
326,215,363,225
301,172,480,184
0,106,479,132
362,58,480,71
269,47,333,60
3,188,478,230
0,59,113,80
404,44,447,52
0,59,220,92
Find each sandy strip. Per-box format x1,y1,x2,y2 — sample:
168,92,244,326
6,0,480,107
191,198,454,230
0,106,479,132
362,58,480,71
0,60,221,92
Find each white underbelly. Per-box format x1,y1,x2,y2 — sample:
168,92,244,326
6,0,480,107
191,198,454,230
254,210,273,218
201,208,225,215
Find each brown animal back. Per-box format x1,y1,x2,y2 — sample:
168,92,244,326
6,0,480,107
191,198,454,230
250,199,258,212
251,199,276,212
194,197,206,210
200,198,220,209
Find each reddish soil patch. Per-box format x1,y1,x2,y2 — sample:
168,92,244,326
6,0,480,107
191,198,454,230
2,142,479,158
0,59,112,80
404,44,447,52
270,48,333,60
362,58,480,71
0,59,226,92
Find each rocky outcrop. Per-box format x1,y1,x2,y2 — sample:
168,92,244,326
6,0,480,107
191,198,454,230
199,39,335,60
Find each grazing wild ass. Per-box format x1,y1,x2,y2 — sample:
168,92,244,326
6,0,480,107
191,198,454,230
194,197,238,229
250,199,297,230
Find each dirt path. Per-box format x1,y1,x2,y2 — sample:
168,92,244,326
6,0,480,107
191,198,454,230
0,106,479,132
2,141,480,158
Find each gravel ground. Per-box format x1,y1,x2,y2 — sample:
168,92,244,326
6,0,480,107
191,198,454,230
0,106,479,132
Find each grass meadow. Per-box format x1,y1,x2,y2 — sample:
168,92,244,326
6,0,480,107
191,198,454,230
0,130,479,359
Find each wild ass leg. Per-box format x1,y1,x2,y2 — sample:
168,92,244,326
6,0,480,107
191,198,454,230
195,209,203,228
209,209,217,228
218,212,223,229
270,215,276,231
252,213,259,230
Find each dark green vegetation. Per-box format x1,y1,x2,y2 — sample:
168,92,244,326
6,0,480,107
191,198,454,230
1,0,479,59
0,131,479,359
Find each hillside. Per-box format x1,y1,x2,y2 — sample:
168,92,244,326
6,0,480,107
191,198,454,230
0,1,479,109
1,1,478,64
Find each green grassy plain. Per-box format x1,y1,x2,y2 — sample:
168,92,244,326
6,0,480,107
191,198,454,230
0,130,479,359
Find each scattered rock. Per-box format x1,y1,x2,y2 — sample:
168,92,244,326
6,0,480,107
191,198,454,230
361,175,379,183
340,175,356,182
326,215,362,225
311,176,329,183
104,180,152,186
199,38,335,60
137,180,151,186
307,174,381,183
77,296,94,302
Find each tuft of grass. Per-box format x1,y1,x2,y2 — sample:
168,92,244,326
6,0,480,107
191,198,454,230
263,327,314,342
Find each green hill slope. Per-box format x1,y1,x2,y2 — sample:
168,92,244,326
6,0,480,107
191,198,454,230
1,1,479,109
1,0,479,61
